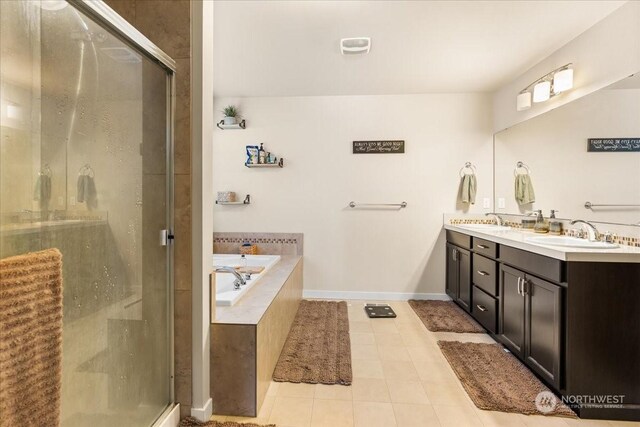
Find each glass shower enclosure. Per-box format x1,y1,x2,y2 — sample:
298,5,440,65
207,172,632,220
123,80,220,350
0,1,175,426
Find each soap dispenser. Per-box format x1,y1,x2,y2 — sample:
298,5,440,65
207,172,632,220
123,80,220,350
549,210,562,235
533,209,549,234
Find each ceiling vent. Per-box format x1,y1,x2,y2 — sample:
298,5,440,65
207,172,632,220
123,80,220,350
340,37,371,55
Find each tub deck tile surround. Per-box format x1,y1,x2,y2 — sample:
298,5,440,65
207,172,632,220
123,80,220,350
211,256,303,417
213,232,304,256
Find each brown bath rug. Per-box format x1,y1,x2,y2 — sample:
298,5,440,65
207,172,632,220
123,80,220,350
272,300,352,385
180,417,274,427
438,341,576,417
408,300,484,333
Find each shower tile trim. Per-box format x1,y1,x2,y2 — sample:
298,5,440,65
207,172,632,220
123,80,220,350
213,232,304,255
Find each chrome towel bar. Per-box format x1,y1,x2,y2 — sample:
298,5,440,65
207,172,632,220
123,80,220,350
349,201,407,209
585,201,640,209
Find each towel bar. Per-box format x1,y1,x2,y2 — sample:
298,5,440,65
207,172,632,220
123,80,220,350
584,201,640,209
348,201,407,209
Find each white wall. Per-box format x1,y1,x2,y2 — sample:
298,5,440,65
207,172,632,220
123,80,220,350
212,94,493,298
493,0,640,132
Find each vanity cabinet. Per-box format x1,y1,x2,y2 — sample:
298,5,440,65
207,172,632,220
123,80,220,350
446,242,471,312
445,226,640,421
499,265,562,389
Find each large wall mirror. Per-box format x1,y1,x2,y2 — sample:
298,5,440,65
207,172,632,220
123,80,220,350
494,72,640,226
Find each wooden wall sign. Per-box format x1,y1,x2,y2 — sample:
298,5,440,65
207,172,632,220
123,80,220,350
587,138,640,152
353,140,405,154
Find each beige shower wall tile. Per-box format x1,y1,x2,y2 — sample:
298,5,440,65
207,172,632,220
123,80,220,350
174,58,191,175
175,173,192,290
135,1,191,59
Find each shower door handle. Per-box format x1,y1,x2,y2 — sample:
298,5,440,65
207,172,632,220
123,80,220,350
160,229,175,246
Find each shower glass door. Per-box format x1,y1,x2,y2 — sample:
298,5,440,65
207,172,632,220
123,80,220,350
0,1,174,426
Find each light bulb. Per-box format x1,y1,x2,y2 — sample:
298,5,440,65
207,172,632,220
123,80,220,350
553,68,573,94
533,81,551,103
516,92,532,111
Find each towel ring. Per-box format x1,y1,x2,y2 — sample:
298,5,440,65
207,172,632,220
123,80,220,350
78,164,95,178
513,161,531,176
459,162,477,177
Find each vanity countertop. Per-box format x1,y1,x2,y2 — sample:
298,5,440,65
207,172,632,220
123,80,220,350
444,224,640,263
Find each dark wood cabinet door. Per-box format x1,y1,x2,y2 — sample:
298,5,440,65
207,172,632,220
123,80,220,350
446,243,459,300
457,248,471,312
499,264,526,357
525,274,562,389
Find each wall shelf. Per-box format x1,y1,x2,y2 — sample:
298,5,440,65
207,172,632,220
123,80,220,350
245,158,284,168
215,194,251,205
217,119,246,130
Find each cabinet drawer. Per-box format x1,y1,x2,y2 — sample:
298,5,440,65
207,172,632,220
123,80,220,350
446,230,471,249
500,245,564,284
472,286,497,333
472,237,498,259
473,254,498,296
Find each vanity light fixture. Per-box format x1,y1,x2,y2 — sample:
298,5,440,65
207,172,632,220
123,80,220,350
515,63,573,111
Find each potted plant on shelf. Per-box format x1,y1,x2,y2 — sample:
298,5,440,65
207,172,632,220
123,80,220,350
222,105,239,125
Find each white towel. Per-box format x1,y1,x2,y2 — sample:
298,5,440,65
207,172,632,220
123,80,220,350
460,174,477,205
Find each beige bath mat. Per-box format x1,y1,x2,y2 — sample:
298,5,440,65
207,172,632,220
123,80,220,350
409,299,484,333
0,248,63,427
273,300,352,385
438,341,576,417
180,417,274,427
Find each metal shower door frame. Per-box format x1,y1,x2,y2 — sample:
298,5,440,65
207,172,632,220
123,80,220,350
67,0,177,415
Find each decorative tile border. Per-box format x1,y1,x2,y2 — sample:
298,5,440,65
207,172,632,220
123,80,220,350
448,217,640,247
213,232,304,255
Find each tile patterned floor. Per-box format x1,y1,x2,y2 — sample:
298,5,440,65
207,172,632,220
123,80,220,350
210,300,640,427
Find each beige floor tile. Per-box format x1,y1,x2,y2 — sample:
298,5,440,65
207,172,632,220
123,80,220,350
371,320,400,334
386,379,430,404
518,414,572,427
348,309,370,322
395,321,426,333
315,383,353,401
311,399,354,427
268,396,314,427
433,403,484,427
381,359,420,381
393,403,441,427
475,409,527,427
350,321,373,333
352,359,385,379
353,401,397,427
413,360,459,383
400,329,434,346
422,381,473,406
377,345,412,361
563,419,612,427
350,332,376,345
374,332,405,347
351,344,380,360
352,378,391,402
209,414,227,422
266,380,280,397
277,382,316,398
407,344,447,363
607,421,640,427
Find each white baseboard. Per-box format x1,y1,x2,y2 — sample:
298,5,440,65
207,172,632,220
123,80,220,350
154,404,180,427
190,398,213,422
303,290,450,301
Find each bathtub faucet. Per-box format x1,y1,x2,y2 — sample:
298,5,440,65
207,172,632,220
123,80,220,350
215,266,247,290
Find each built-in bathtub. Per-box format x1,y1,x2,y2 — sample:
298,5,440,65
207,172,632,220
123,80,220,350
212,254,281,306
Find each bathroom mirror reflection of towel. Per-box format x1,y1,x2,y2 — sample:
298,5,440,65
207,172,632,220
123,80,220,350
77,165,97,210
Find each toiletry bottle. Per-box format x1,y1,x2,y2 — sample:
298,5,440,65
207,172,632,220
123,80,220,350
550,209,558,219
241,254,247,269
258,143,266,164
533,209,549,234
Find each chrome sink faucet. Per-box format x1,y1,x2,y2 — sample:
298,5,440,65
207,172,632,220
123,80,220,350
570,220,600,242
215,266,247,290
485,212,504,226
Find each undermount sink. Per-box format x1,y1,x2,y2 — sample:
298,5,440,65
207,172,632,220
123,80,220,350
525,236,619,249
457,223,511,232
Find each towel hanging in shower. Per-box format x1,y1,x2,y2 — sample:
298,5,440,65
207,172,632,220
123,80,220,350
77,165,97,210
